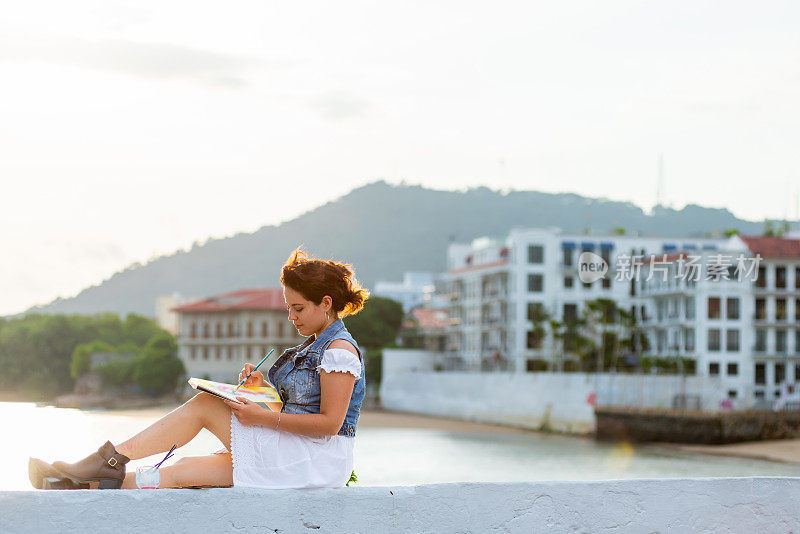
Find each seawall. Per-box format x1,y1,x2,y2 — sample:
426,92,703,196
2,478,797,533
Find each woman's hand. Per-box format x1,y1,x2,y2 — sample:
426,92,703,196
238,363,266,388
225,397,269,426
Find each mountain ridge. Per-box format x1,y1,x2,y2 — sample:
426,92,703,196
18,180,773,318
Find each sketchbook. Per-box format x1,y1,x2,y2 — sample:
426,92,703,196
188,377,282,404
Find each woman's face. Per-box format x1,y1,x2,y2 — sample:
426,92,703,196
284,285,332,337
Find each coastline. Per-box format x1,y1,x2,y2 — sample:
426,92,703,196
7,396,800,465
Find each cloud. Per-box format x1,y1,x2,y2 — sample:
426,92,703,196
308,90,371,121
0,34,279,87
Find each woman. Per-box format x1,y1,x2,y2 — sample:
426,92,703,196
29,248,369,490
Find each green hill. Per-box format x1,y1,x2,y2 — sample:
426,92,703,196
21,181,766,317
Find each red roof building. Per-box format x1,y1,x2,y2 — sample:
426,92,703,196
737,235,800,259
172,288,287,313
172,288,304,383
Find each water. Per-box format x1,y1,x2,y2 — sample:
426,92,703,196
3,402,799,491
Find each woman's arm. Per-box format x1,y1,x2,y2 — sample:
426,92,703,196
227,343,358,435
226,371,355,435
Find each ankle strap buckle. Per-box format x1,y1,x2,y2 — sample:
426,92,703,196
107,457,118,467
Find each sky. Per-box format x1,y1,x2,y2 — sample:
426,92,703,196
1,0,799,316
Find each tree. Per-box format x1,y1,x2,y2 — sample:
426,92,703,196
133,354,185,396
133,332,184,396
344,297,404,388
344,297,404,350
70,340,117,379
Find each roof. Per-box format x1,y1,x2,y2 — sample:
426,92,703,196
448,260,508,274
172,288,286,313
738,235,800,258
403,308,450,330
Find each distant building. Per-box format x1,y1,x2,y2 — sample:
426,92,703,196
374,272,435,312
637,235,800,406
399,307,450,352
156,293,195,335
441,227,725,373
172,289,305,382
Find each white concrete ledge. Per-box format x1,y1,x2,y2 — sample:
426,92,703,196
2,478,798,533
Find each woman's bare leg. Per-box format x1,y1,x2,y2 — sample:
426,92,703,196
114,393,232,460
121,453,233,489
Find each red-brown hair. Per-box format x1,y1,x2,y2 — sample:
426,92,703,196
280,247,369,318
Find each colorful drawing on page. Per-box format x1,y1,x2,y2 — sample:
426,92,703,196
188,378,281,404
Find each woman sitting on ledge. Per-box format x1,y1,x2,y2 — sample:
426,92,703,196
29,247,369,490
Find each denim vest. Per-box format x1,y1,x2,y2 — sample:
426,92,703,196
267,318,365,437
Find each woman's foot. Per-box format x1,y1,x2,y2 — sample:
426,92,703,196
50,441,131,489
28,458,89,490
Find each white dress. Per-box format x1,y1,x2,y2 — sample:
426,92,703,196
227,348,362,489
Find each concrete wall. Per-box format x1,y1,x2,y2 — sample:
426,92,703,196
381,350,729,433
2,478,797,533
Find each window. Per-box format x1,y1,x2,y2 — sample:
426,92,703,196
776,363,786,384
685,297,695,319
528,245,544,264
728,390,738,398
776,329,787,352
796,267,800,289
215,347,221,360
755,363,766,385
707,329,721,351
776,266,787,289
776,298,786,321
202,323,210,339
202,347,209,360
526,331,542,349
228,322,235,336
709,362,720,376
726,329,740,352
755,298,766,320
562,246,573,267
727,362,738,376
216,322,223,338
755,390,765,399
261,322,268,337
190,323,197,338
600,248,611,264
601,278,611,289
190,347,197,360
755,329,767,352
246,321,253,338
563,276,573,288
726,298,739,320
755,266,766,288
563,303,578,322
707,297,721,319
685,328,695,352
527,302,545,322
528,274,543,292
227,347,233,360
796,299,800,321
795,363,800,382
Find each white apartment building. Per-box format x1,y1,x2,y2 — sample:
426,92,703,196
374,272,436,312
637,235,800,406
441,227,725,373
173,288,305,382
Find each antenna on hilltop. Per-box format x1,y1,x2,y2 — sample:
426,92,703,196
655,153,665,209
